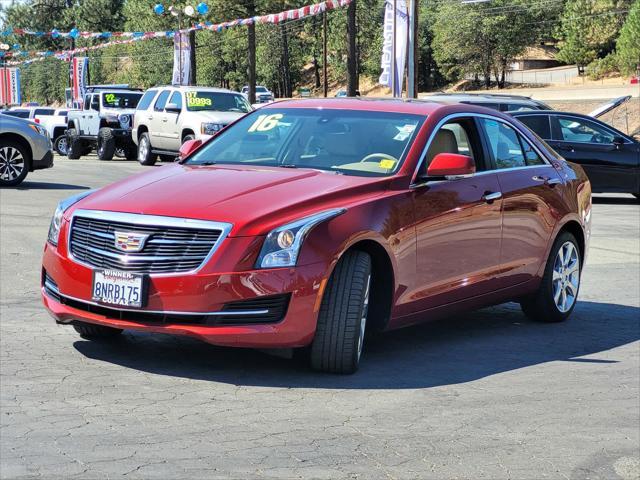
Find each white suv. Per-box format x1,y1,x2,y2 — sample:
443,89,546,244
132,86,252,166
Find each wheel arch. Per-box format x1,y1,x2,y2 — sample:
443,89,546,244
136,124,148,140
336,238,395,332
0,132,33,169
557,219,586,264
181,129,195,142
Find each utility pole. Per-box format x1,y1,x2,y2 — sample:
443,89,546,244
323,10,328,98
247,1,256,104
346,0,357,96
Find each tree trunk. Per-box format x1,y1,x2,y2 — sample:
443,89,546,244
346,0,357,96
280,24,291,98
247,1,256,104
313,17,321,89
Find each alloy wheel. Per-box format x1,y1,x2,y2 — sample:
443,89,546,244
357,274,371,361
0,146,25,182
57,137,68,155
552,241,580,313
138,137,149,161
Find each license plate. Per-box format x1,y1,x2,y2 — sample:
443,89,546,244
92,270,146,308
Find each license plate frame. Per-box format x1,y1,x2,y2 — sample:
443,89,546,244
91,269,148,308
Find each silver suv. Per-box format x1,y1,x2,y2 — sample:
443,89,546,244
132,86,252,166
0,113,54,186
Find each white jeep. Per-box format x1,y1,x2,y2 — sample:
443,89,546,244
66,88,143,160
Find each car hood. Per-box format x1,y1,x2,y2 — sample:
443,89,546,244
190,111,246,124
74,163,389,237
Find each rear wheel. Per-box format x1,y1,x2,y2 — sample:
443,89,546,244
0,140,29,187
97,128,115,161
182,134,195,144
137,132,157,166
73,322,123,339
520,231,581,323
310,250,372,374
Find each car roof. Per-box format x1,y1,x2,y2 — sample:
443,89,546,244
426,93,535,101
262,97,486,115
152,86,239,94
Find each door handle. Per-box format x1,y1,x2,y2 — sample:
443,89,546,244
147,116,153,120
161,118,168,122
533,175,561,187
483,191,502,202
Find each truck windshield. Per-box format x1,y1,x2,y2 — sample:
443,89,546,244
185,108,425,177
101,92,142,109
185,91,251,113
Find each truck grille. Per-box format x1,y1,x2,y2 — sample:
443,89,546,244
69,214,227,274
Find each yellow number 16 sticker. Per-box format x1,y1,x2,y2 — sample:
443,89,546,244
248,114,283,132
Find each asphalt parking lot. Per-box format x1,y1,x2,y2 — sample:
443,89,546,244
1,155,639,480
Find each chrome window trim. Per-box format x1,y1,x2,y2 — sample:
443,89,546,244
410,112,552,187
549,113,634,145
67,209,233,277
43,287,268,317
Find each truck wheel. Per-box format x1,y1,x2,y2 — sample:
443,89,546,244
0,140,30,187
66,128,84,160
137,133,157,166
182,134,195,143
97,128,116,161
53,135,68,156
73,322,123,339
310,250,372,374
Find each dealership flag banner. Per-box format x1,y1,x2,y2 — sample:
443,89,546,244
172,32,191,86
70,57,89,105
379,0,408,97
0,67,21,105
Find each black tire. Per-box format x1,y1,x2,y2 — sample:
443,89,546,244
310,250,372,374
97,128,116,161
53,135,68,156
182,134,195,143
137,132,157,166
66,128,84,160
520,231,581,323
124,145,137,161
73,322,123,339
0,139,30,187
160,154,176,162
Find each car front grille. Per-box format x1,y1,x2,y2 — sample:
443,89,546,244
69,212,228,274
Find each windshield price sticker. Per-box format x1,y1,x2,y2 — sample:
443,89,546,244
248,114,283,132
393,124,417,141
379,158,397,170
186,92,213,108
104,93,117,104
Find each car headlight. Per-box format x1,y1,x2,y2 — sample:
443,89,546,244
256,209,345,268
28,124,47,137
47,190,97,246
201,122,224,135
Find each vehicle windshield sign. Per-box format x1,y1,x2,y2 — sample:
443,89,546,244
185,91,252,113
102,92,143,109
185,108,425,177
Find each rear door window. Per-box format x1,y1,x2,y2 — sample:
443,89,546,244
517,115,552,139
554,116,615,144
154,90,171,112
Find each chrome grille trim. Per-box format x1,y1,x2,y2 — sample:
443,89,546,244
68,210,233,276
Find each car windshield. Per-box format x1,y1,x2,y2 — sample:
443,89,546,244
185,108,425,177
185,91,252,113
256,87,268,93
101,92,142,109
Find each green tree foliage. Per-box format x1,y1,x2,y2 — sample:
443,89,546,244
556,0,632,68
616,0,640,74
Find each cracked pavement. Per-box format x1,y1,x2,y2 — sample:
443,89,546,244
1,157,639,479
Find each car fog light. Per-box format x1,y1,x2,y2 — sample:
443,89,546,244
277,230,295,249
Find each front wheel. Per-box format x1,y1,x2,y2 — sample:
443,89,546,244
137,133,157,166
66,128,85,160
0,140,29,187
520,232,581,323
310,250,372,374
53,135,68,155
97,128,115,161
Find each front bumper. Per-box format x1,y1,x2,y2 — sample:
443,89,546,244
32,149,54,171
41,241,326,348
110,128,134,144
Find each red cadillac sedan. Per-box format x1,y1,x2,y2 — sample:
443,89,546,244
42,99,591,373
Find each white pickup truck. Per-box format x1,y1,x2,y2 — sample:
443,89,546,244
37,109,77,155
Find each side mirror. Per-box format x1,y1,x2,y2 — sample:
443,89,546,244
427,153,475,179
165,103,181,113
612,136,625,149
178,139,202,161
